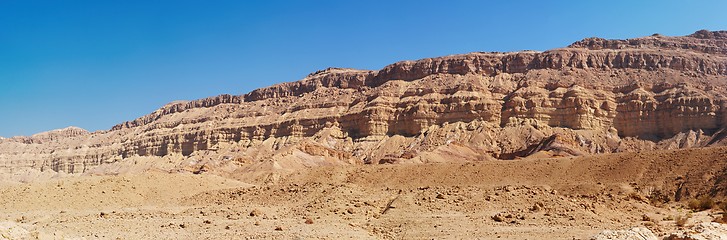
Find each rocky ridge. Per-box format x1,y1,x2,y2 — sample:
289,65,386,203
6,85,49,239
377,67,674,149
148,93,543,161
1,30,727,180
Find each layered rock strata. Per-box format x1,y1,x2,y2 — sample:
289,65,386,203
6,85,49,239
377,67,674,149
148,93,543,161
1,30,726,175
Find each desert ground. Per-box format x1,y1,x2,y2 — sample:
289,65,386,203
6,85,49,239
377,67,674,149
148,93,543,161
2,146,727,239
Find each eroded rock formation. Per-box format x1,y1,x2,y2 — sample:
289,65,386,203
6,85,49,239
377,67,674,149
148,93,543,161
1,30,727,175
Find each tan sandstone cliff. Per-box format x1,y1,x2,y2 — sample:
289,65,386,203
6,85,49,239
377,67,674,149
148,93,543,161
1,30,726,180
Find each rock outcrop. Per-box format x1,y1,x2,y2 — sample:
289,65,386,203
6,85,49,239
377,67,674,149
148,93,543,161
8,126,90,144
1,30,726,177
664,222,727,240
591,222,727,240
590,227,658,240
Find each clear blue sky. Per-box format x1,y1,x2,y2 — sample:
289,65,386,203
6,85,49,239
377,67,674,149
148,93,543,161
1,0,726,137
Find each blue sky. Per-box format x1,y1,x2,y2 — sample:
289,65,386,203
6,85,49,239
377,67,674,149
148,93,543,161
1,0,726,137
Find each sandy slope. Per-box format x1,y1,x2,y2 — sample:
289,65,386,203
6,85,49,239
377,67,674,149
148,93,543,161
2,147,727,239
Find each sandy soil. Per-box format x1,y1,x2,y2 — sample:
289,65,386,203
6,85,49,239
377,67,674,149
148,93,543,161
2,147,727,239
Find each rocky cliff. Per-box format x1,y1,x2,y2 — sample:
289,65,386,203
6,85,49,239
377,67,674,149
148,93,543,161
1,30,726,177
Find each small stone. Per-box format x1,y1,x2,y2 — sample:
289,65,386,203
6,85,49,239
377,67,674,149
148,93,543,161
492,213,505,222
250,209,262,217
530,203,542,212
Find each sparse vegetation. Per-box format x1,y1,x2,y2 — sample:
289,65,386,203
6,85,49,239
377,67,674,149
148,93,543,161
687,196,715,211
675,213,692,227
646,189,671,205
628,192,647,202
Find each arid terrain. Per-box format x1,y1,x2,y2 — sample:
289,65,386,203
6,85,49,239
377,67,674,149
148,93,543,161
3,147,727,239
2,30,727,239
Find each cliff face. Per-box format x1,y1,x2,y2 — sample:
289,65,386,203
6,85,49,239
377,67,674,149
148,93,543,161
2,30,727,176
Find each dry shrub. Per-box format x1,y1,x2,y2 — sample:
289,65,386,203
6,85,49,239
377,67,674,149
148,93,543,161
687,199,700,210
629,192,647,202
687,196,715,211
646,189,671,205
675,213,691,227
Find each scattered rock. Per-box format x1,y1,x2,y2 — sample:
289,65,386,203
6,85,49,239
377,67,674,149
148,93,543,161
530,202,544,212
250,209,262,217
590,227,657,240
492,213,507,222
664,222,727,240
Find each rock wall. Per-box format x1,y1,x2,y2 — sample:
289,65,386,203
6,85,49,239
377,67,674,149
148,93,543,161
1,30,727,174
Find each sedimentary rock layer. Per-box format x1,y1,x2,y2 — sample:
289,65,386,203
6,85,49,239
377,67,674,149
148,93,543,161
1,30,726,174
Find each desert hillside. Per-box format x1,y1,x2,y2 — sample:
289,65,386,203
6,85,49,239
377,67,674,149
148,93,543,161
1,30,727,179
2,147,727,239
2,30,727,239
